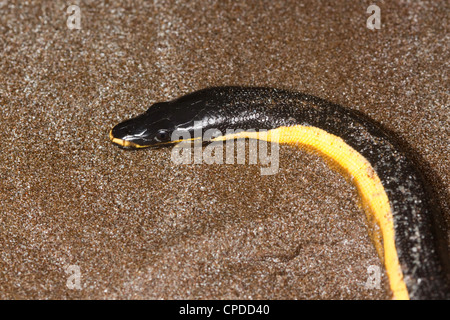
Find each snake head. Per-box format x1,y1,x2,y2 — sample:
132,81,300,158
109,93,216,149
109,102,179,149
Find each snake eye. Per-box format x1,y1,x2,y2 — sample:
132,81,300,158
156,129,170,142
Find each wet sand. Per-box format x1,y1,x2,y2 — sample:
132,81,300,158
0,0,448,299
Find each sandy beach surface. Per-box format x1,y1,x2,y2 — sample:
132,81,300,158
0,0,448,299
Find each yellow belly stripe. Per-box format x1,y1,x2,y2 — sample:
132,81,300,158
213,125,409,300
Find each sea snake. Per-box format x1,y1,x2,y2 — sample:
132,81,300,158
109,86,449,300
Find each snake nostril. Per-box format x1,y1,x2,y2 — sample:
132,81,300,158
111,123,128,139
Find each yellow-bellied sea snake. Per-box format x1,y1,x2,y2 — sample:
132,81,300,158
109,86,449,300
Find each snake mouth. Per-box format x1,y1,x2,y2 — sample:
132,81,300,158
109,129,149,149
109,129,176,149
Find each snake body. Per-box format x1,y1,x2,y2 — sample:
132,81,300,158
110,86,449,299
